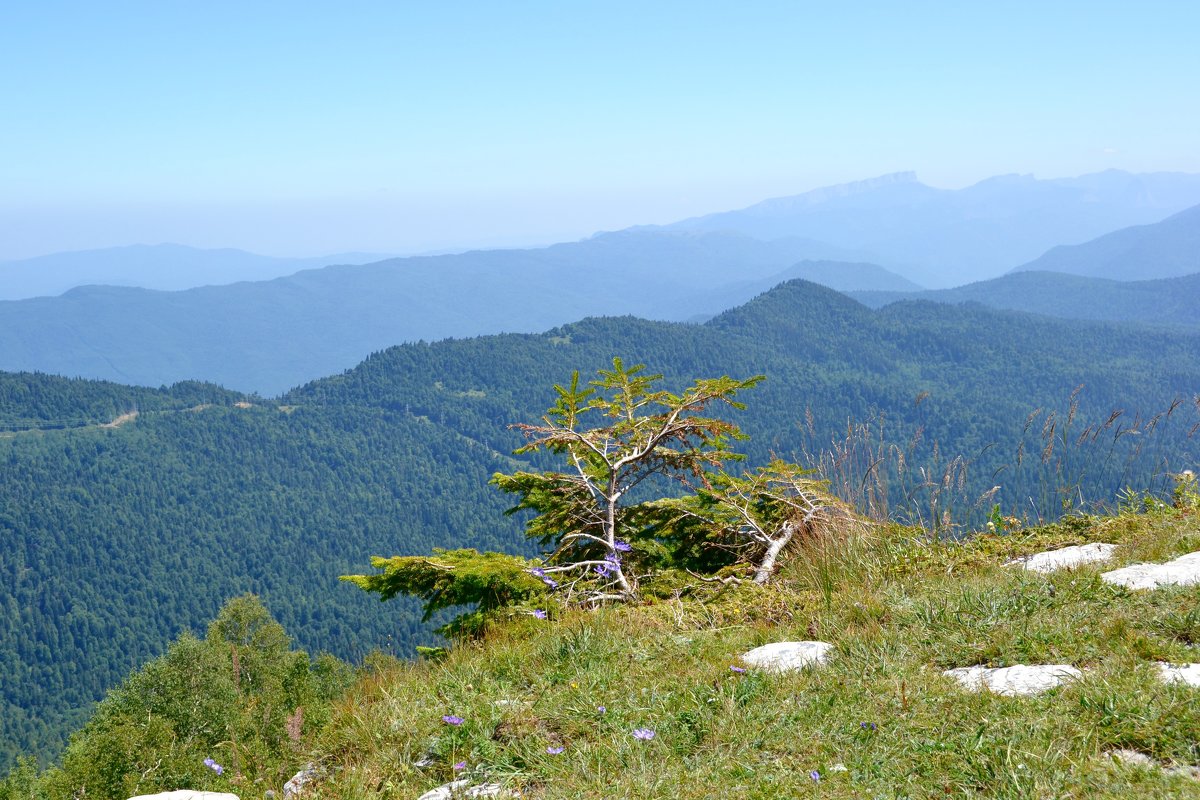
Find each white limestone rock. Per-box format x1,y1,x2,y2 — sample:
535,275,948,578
942,664,1082,696
740,641,833,673
415,781,517,800
1101,551,1200,590
128,793,240,800
1157,662,1200,687
1105,749,1156,767
1008,543,1117,573
282,763,321,799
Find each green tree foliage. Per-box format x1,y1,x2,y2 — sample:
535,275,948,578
349,361,828,626
492,359,760,601
343,549,547,637
2,595,352,800
652,460,863,584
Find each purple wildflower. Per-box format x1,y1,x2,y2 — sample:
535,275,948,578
530,567,546,578
597,705,606,714
453,761,467,771
810,770,821,782
546,746,565,755
614,540,632,552
543,576,559,588
730,665,746,673
532,609,548,619
203,757,223,775
860,721,877,731
442,715,464,726
594,563,610,576
632,728,655,740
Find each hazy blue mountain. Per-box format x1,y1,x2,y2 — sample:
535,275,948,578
850,270,1200,328
649,170,1200,287
0,244,395,300
1011,203,1200,280
0,231,916,395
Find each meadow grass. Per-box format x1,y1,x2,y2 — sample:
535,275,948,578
307,507,1200,799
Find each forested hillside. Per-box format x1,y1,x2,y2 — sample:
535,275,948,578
3,279,1199,769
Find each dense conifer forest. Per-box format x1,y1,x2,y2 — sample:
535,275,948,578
2,280,1199,768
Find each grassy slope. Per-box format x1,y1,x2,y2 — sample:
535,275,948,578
308,509,1200,799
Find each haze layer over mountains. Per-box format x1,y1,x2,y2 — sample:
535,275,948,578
2,168,1199,395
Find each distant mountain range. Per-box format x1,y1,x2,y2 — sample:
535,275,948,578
646,169,1200,286
4,169,1200,394
0,231,916,394
1012,202,1200,280
851,204,1200,325
851,271,1200,328
0,244,395,300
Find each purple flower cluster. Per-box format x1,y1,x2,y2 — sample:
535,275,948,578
546,745,565,755
530,566,558,589
531,609,548,619
614,540,632,552
631,727,655,741
729,665,746,673
594,551,623,577
443,714,464,726
203,757,223,775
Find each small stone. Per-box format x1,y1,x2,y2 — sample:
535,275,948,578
415,781,517,800
282,763,320,799
829,763,849,773
1105,749,1156,767
1157,662,1200,688
413,755,436,768
942,664,1082,696
127,793,240,800
1101,551,1200,590
1008,543,1117,573
740,641,834,673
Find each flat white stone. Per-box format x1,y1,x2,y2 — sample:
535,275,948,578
740,641,833,673
128,793,240,800
1157,662,1200,687
942,664,1082,696
415,781,516,800
1008,543,1117,573
1101,551,1200,590
1105,749,1156,767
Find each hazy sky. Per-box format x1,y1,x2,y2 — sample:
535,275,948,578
2,1,1198,259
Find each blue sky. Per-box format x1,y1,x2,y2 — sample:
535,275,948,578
2,1,1198,259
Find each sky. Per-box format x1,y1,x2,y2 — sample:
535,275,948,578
2,0,1198,260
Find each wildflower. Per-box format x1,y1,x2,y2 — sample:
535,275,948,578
632,728,655,740
809,770,821,782
546,746,565,755
614,540,632,552
453,761,467,771
729,665,746,673
860,721,877,731
443,715,464,726
594,563,610,577
597,705,606,714
531,609,548,619
203,757,223,775
530,567,546,578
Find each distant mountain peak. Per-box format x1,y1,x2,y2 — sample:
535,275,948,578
740,171,924,216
